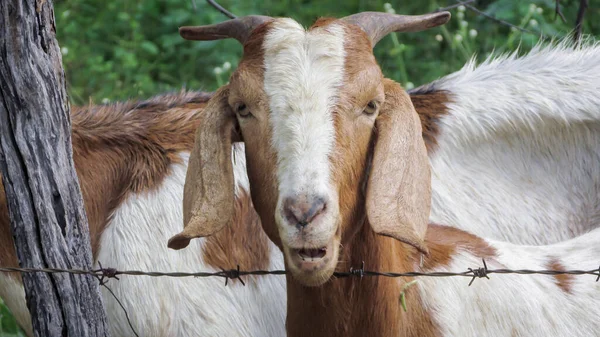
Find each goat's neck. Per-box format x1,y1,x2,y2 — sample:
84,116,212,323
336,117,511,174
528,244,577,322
285,221,438,337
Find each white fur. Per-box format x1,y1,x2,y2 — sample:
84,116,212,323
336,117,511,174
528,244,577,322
6,150,286,337
413,39,600,245
418,226,600,336
262,19,346,245
94,151,286,337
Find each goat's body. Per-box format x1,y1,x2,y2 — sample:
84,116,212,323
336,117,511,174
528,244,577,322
95,150,286,337
418,224,600,336
413,40,600,245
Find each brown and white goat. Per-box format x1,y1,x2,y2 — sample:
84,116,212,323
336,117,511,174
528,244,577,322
171,12,600,336
0,92,286,337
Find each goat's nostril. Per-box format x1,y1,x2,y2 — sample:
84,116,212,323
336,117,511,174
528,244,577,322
283,196,327,226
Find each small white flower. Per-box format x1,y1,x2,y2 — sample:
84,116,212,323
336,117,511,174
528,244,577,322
457,12,464,20
529,4,537,13
222,61,231,71
454,34,463,42
460,20,468,28
383,3,392,11
386,7,396,14
529,19,538,27
60,47,68,55
536,7,543,14
469,29,478,38
457,5,465,13
405,82,414,90
435,34,443,42
101,98,110,104
213,67,223,75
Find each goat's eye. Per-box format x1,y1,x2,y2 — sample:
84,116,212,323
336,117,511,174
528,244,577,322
235,103,251,117
363,101,378,115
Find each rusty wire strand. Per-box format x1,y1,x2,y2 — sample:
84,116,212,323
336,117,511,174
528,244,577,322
1,259,598,286
4,259,598,336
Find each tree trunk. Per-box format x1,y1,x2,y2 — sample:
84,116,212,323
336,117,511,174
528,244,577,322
0,1,111,336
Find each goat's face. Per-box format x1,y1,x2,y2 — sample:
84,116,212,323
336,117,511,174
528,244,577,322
169,12,450,286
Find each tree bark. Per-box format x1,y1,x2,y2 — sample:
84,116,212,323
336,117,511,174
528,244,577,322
0,1,110,336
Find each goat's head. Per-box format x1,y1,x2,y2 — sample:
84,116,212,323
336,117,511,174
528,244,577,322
168,11,449,286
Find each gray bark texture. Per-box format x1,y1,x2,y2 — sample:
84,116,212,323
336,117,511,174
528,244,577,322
0,1,111,336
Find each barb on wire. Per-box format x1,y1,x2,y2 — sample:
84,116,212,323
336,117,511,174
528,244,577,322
348,261,366,278
468,258,490,286
206,0,237,19
221,265,245,286
93,261,139,337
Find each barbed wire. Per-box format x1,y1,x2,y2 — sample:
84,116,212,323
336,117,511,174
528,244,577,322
2,258,599,286
3,259,598,336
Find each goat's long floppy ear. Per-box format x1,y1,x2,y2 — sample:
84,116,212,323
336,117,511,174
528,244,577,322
366,79,431,255
168,85,240,250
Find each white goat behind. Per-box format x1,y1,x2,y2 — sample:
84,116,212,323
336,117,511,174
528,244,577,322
412,38,600,245
418,225,600,336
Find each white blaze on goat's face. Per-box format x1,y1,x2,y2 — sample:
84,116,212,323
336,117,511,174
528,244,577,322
261,19,346,281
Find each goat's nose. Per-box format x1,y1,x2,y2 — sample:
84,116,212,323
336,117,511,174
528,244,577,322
283,196,327,227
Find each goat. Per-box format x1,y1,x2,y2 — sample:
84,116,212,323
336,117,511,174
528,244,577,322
4,10,600,337
0,92,287,337
171,12,600,336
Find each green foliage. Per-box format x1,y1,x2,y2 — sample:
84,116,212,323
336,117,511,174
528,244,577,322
0,298,25,337
52,0,599,104
1,0,599,335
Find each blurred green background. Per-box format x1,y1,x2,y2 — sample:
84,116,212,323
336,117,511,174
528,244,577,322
1,0,598,335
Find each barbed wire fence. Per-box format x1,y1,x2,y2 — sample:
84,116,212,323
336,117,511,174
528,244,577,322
1,260,599,336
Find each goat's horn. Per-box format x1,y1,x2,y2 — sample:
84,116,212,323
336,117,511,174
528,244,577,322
342,11,451,47
179,15,273,44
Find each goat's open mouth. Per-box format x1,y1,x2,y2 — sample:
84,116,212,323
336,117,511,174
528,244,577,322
296,247,327,261
287,239,336,275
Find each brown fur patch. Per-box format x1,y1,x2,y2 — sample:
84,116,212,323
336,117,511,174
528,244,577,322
0,90,212,272
421,224,497,271
547,258,573,293
286,223,441,337
202,190,271,276
410,90,451,152
71,91,211,255
0,179,20,282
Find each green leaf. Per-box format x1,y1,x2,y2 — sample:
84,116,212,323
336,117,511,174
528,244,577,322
140,41,159,55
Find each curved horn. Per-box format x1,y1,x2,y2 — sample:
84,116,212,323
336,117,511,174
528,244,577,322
179,15,273,44
342,11,450,47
